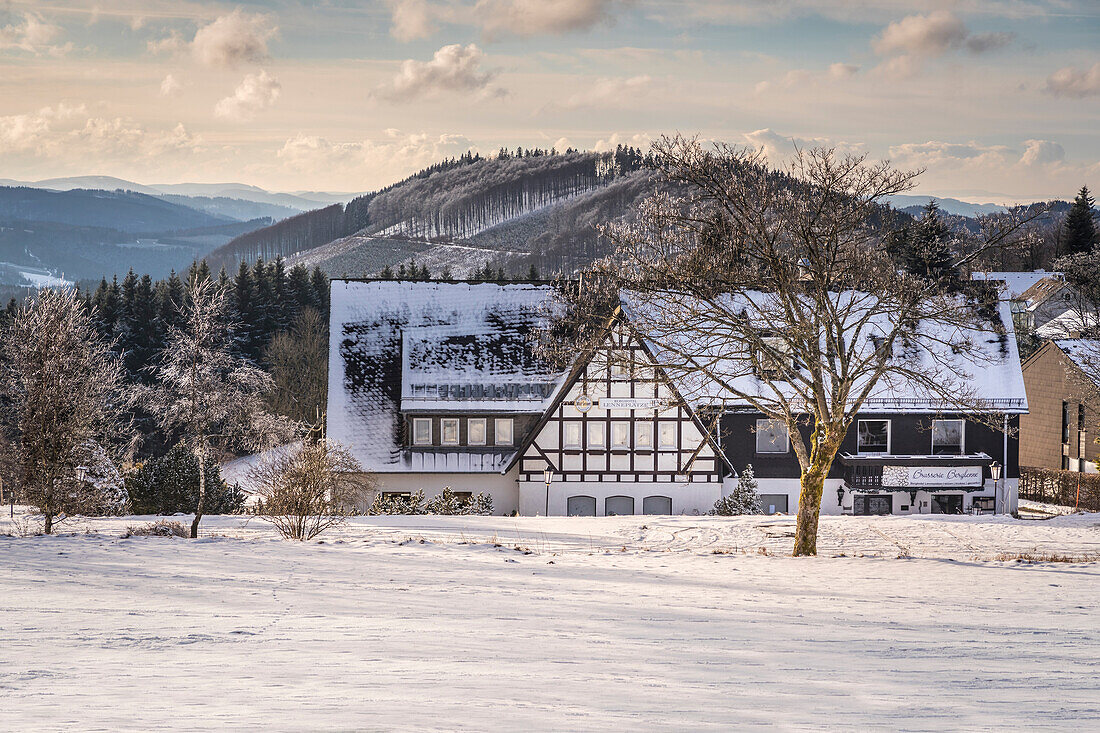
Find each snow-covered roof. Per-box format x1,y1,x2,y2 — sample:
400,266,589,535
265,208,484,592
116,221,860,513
327,280,565,473
971,271,1060,300
1036,309,1099,339
621,290,1028,414
1052,339,1100,384
1018,277,1071,310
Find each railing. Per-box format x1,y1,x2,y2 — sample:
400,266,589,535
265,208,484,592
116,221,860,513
1019,466,1100,512
846,464,883,488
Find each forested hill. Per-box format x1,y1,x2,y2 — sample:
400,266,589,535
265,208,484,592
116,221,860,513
204,147,652,277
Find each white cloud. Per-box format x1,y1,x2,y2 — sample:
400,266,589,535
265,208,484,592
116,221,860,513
562,75,652,109
1045,62,1100,98
385,0,624,41
160,74,182,96
872,11,1013,77
828,62,860,80
376,44,502,101
149,9,277,68
215,70,282,121
1020,139,1065,167
0,104,199,161
592,131,652,152
276,130,477,190
741,128,864,160
0,12,70,56
388,0,438,41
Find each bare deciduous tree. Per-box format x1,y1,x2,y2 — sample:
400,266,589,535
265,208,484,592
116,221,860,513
142,279,295,538
551,136,1041,556
264,307,329,428
1,288,130,533
249,440,369,540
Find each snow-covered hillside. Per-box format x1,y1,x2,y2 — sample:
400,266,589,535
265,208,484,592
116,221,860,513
3,512,1098,730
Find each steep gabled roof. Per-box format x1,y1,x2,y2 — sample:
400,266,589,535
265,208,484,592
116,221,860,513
1052,338,1100,388
1019,276,1072,310
972,270,1057,300
327,280,566,472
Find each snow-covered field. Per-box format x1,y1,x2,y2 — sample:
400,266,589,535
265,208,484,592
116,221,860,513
3,512,1099,731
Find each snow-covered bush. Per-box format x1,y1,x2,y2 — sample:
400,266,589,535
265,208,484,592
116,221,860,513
711,465,763,516
249,440,368,541
122,520,189,538
126,446,243,515
368,490,425,515
367,488,493,515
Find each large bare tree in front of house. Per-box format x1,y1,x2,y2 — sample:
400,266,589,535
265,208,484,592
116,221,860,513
550,136,1041,556
142,278,295,538
1,288,130,533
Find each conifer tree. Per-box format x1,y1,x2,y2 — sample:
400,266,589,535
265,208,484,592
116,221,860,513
711,465,763,515
1061,185,1097,256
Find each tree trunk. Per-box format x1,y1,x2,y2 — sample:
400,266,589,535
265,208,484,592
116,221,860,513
191,446,206,539
793,464,827,556
43,511,53,535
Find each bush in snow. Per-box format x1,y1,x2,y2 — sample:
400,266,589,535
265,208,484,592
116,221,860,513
425,487,494,515
249,440,368,541
711,465,763,516
121,520,189,538
126,445,243,516
368,490,425,515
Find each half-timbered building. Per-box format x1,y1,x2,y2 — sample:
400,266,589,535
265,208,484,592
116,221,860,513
328,279,1027,516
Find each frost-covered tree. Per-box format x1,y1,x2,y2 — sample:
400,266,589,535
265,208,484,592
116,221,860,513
250,440,368,540
142,279,295,538
551,136,1041,556
264,308,329,428
1,288,130,533
712,465,762,516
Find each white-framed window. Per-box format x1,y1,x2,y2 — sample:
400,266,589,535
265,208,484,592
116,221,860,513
931,419,964,455
588,422,606,448
468,418,487,446
609,355,630,380
857,419,890,454
755,419,789,454
494,417,514,446
635,421,653,449
441,418,460,445
412,417,432,446
612,421,630,448
564,422,582,448
754,335,793,378
658,422,677,449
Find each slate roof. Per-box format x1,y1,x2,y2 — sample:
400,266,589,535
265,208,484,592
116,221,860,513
971,271,1059,300
327,280,566,473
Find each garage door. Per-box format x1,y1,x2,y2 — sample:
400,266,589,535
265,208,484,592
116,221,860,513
567,495,596,516
605,495,634,516
642,495,672,515
758,494,789,514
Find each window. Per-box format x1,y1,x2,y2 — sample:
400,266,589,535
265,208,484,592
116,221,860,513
612,422,630,449
658,422,677,449
412,418,432,446
494,417,514,446
1062,401,1071,444
564,422,581,448
931,419,964,455
857,420,890,454
441,418,459,445
609,355,630,379
588,422,606,448
754,335,792,378
755,419,789,454
635,421,653,449
468,418,486,446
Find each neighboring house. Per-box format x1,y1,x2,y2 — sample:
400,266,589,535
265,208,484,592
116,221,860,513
972,270,1056,300
329,279,1027,516
1015,276,1076,333
1020,339,1100,474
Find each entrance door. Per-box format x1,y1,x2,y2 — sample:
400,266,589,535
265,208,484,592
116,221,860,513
853,495,892,515
931,494,963,514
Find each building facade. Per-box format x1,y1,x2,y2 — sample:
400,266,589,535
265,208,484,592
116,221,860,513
329,280,1027,516
1020,339,1100,473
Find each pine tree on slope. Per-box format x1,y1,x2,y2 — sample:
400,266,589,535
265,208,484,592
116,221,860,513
1061,186,1098,256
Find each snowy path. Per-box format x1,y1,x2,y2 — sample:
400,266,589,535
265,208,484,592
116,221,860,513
2,514,1099,731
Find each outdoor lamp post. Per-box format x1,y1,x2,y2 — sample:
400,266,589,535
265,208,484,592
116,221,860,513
990,461,1002,514
543,468,554,517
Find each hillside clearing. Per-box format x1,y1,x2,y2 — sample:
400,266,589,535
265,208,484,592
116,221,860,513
2,513,1099,730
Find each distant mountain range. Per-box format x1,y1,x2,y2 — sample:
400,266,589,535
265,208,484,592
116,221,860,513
883,195,1008,217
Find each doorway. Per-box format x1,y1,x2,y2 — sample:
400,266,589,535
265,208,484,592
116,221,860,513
853,494,892,515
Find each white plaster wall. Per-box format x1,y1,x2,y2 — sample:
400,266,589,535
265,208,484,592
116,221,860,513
519,480,722,516
742,477,1019,516
371,469,520,515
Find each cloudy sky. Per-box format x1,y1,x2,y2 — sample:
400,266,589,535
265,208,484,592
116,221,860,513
0,0,1097,201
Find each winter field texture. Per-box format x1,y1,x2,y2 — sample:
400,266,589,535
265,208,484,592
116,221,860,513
3,510,1099,731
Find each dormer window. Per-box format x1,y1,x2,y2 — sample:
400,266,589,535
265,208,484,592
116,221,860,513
468,418,487,446
753,335,792,379
871,335,893,359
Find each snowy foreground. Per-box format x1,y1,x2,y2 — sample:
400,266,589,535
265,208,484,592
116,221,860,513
3,512,1100,731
